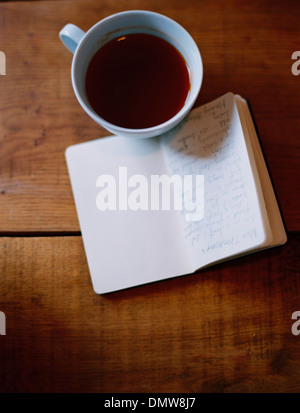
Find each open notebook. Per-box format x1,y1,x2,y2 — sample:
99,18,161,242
65,92,287,294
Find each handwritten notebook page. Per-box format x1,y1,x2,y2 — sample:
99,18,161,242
161,92,269,270
66,135,192,294
235,95,287,246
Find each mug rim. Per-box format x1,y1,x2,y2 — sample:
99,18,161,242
71,10,203,136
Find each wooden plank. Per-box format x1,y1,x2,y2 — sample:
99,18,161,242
0,235,299,392
0,0,299,232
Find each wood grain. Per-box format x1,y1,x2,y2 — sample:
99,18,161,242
0,0,299,232
0,235,299,393
0,0,299,395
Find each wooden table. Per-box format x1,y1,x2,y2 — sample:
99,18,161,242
0,0,299,393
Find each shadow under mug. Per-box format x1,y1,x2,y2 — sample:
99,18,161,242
60,10,203,139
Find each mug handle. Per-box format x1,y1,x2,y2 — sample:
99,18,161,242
59,23,85,53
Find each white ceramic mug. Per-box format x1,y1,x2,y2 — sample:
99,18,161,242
59,10,203,139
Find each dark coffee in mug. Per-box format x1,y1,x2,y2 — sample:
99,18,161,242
85,33,190,129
